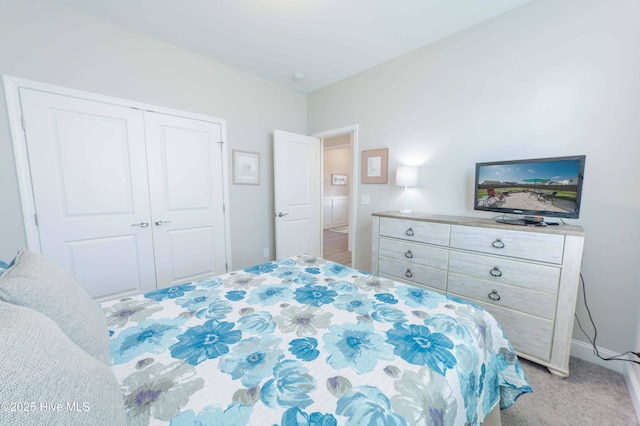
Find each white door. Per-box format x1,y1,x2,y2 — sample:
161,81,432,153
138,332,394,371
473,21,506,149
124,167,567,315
144,112,228,288
274,130,321,258
20,89,157,298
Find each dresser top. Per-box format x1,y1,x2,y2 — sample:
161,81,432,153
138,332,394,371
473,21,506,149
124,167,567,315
372,211,585,236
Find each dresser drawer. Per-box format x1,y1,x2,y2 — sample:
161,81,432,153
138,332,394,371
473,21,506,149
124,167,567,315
448,272,557,319
372,212,585,376
448,251,560,294
379,238,449,270
450,225,565,264
379,217,450,246
472,300,553,362
378,257,447,291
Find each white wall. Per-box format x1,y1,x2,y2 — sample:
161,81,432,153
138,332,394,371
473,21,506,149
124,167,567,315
309,0,640,361
323,145,351,198
0,0,307,269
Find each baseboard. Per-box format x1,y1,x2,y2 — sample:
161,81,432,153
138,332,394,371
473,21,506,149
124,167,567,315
571,338,640,423
570,338,625,374
624,363,640,423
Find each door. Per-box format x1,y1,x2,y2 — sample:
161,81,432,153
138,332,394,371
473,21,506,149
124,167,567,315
144,112,228,288
273,130,321,258
20,89,157,298
19,86,230,299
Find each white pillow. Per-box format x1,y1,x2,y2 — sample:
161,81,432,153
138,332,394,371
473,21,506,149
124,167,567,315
0,249,110,364
0,301,126,425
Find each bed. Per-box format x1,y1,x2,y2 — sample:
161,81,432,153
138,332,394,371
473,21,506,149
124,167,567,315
0,250,531,425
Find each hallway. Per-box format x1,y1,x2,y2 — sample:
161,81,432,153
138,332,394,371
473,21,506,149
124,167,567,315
323,228,351,266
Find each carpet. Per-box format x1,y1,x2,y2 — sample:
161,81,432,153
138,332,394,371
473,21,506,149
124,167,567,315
501,357,638,425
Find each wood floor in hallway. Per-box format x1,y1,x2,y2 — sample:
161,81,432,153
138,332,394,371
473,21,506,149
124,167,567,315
323,228,351,266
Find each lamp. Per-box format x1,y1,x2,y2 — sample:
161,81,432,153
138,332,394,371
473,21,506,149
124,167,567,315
395,165,418,214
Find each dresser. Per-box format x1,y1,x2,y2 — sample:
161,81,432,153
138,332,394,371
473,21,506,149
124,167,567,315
371,211,585,377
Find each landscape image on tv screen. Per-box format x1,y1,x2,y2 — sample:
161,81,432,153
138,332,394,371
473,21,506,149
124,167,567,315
475,157,584,218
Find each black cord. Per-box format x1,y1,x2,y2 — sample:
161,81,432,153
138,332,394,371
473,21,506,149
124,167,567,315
575,273,640,364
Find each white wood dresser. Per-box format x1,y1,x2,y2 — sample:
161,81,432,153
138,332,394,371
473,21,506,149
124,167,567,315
371,211,585,377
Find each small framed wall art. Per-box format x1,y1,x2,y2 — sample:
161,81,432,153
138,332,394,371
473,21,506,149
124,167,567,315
232,150,260,185
361,148,388,184
332,174,347,185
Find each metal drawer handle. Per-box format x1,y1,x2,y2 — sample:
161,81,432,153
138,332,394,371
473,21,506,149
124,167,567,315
488,290,501,301
405,269,413,278
132,222,149,228
405,227,414,237
492,238,505,249
404,250,413,259
490,266,502,277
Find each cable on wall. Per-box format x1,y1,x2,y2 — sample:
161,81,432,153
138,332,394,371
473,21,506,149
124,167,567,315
575,273,640,365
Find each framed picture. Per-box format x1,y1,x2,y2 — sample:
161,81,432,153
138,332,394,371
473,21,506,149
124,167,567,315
332,174,347,186
361,148,388,184
232,150,260,185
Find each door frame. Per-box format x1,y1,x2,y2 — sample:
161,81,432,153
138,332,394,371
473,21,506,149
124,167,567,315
3,75,233,270
312,125,359,268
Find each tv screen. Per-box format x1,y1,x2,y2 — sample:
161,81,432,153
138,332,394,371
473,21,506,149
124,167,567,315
474,155,586,221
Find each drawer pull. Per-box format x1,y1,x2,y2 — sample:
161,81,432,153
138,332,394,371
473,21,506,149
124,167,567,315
405,227,415,237
492,238,505,249
488,290,501,301
405,269,413,278
404,250,414,259
490,266,503,277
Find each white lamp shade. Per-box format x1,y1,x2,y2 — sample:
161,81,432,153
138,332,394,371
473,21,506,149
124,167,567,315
396,166,418,187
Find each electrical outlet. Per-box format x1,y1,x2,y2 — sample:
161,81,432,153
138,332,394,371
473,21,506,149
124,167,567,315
361,194,370,205
263,248,269,258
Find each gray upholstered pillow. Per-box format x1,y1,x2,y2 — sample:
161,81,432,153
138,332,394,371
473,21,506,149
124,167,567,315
0,249,110,364
0,301,126,425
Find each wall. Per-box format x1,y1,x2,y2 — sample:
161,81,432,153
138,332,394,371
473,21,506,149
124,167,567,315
630,311,640,418
0,0,307,269
309,0,640,362
323,134,351,198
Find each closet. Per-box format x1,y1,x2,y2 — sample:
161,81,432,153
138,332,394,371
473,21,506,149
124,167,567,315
13,82,229,300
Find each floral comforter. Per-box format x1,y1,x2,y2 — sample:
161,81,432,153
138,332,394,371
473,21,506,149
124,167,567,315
102,256,531,425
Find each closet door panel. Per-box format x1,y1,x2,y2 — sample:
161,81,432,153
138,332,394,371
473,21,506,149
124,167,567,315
20,89,157,299
67,236,147,297
144,112,227,288
167,227,217,281
162,128,212,209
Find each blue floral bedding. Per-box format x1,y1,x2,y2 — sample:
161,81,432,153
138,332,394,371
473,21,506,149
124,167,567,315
102,256,531,425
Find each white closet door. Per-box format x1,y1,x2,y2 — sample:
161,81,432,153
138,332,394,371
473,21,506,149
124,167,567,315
144,112,228,288
20,89,157,299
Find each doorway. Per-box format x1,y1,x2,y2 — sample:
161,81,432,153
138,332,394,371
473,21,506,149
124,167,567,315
313,126,358,268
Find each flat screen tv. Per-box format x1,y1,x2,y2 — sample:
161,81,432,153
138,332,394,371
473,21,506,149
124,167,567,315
474,155,586,223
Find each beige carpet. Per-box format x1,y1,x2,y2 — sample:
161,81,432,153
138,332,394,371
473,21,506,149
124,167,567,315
502,357,638,425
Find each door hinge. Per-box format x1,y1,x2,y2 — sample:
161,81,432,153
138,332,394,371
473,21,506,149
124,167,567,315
223,204,226,213
34,213,38,226
21,116,26,130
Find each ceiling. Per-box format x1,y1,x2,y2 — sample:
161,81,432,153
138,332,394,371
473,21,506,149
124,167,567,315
53,0,534,93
